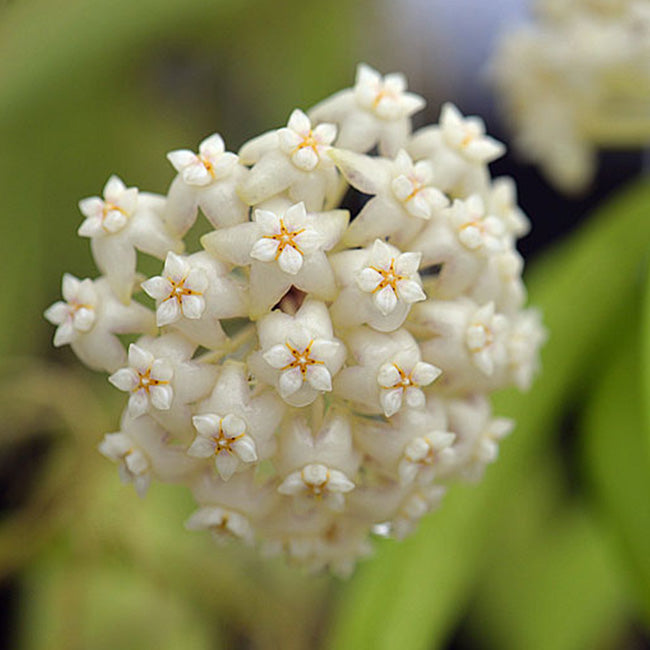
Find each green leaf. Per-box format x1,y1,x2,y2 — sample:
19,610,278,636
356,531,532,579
582,316,650,623
471,457,625,650
327,180,650,650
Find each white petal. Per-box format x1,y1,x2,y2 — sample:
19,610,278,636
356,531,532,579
287,109,311,135
277,245,304,275
309,339,340,362
185,268,208,293
199,133,225,157
263,344,294,369
411,362,442,386
183,163,212,186
73,308,95,332
278,367,304,397
357,267,382,293
306,364,332,391
313,122,337,145
395,251,421,275
164,252,188,281
78,197,104,219
103,175,127,201
128,344,154,373
77,216,102,239
250,237,280,262
44,301,69,325
53,322,75,347
221,413,246,438
370,239,393,267
108,367,139,392
374,285,398,315
156,298,182,326
327,469,354,493
405,386,425,409
141,276,172,300
278,471,305,495
151,358,174,382
292,147,319,171
215,452,240,481
396,279,426,304
150,384,173,410
61,274,80,302
128,390,150,418
167,149,198,172
232,436,258,463
192,414,221,437
187,437,215,458
254,209,281,234
377,363,400,388
180,294,205,320
380,388,403,417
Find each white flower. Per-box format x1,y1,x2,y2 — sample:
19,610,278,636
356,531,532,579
439,103,505,164
167,133,239,187
109,343,174,417
356,240,426,315
44,274,97,347
450,195,506,254
185,506,255,546
309,63,425,156
99,431,151,497
78,175,138,236
44,275,155,373
142,251,207,326
277,109,337,172
250,300,346,406
398,430,456,486
278,463,355,512
329,148,448,247
465,302,509,376
335,327,441,417
188,413,258,481
249,203,323,274
376,359,441,417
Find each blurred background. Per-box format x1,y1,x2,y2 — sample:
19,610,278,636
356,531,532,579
1,0,649,648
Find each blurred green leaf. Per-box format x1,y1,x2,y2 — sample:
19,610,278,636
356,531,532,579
582,315,650,623
642,259,650,461
327,180,650,650
471,456,625,650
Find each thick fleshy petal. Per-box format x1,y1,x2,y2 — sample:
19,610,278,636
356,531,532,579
215,452,240,480
108,367,139,392
263,344,294,369
156,298,182,326
306,364,332,391
187,436,215,458
150,384,173,410
180,294,205,320
250,237,280,262
278,367,304,397
277,245,304,274
232,436,258,463
128,389,150,418
374,285,398,315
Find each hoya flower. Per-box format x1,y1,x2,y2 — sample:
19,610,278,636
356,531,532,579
108,333,218,441
408,103,504,197
335,327,441,417
203,202,347,317
78,175,182,303
330,239,426,332
44,274,155,372
109,343,174,416
187,361,285,479
46,64,543,574
239,110,339,211
164,133,248,236
309,63,425,156
142,251,247,349
330,148,449,247
249,300,346,406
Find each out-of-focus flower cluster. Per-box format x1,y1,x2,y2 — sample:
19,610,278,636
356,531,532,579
45,64,544,576
492,0,650,193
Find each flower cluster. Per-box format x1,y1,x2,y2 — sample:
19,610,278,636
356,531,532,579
491,0,650,193
45,64,545,576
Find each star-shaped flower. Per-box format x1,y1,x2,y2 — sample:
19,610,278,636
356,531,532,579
78,175,182,303
250,300,345,406
202,202,347,318
164,133,249,237
329,148,448,247
334,327,441,417
142,251,247,349
238,110,339,211
278,463,355,512
44,274,155,373
187,361,285,479
309,63,425,156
